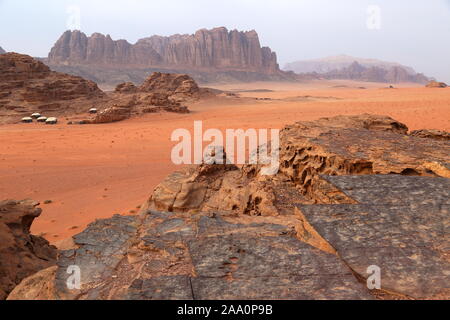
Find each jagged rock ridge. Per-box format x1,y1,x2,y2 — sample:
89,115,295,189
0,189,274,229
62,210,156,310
46,28,295,85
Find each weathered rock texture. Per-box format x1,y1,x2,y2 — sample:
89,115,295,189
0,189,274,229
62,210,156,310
143,114,450,215
46,28,295,85
0,53,104,124
426,80,448,88
296,175,450,299
7,115,450,300
8,212,373,300
410,129,450,141
0,200,57,299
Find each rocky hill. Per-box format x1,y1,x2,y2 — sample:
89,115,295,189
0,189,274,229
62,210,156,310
6,114,450,300
46,28,295,85
0,53,211,124
0,52,105,124
285,56,429,84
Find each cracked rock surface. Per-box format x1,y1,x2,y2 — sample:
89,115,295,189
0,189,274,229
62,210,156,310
297,175,450,299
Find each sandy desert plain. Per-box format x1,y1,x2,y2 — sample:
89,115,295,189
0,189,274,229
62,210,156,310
0,79,449,245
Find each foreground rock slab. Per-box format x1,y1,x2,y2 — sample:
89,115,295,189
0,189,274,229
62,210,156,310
9,212,373,300
296,175,450,299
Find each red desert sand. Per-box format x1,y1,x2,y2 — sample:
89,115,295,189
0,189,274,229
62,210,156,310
0,80,449,244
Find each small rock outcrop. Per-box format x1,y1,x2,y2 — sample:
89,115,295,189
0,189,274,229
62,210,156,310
426,80,447,88
410,129,450,141
139,72,200,101
114,82,138,94
0,200,57,300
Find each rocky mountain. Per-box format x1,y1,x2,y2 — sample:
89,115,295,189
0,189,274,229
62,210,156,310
284,54,416,74
6,114,450,300
284,55,429,84
46,28,294,85
0,47,5,54
318,61,428,84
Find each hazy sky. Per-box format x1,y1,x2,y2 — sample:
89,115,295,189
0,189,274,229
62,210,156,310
1,0,450,81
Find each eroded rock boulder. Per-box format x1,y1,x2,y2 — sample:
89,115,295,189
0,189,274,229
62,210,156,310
0,200,57,299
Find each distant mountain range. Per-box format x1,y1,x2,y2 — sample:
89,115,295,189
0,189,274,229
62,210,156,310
284,55,429,84
284,55,416,74
0,47,5,54
44,28,296,85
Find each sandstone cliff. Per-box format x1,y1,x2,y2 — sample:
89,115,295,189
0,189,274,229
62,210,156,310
46,28,294,85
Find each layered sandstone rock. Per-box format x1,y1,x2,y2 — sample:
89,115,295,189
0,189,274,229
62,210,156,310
0,200,57,300
0,53,105,124
46,28,293,85
49,28,279,73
